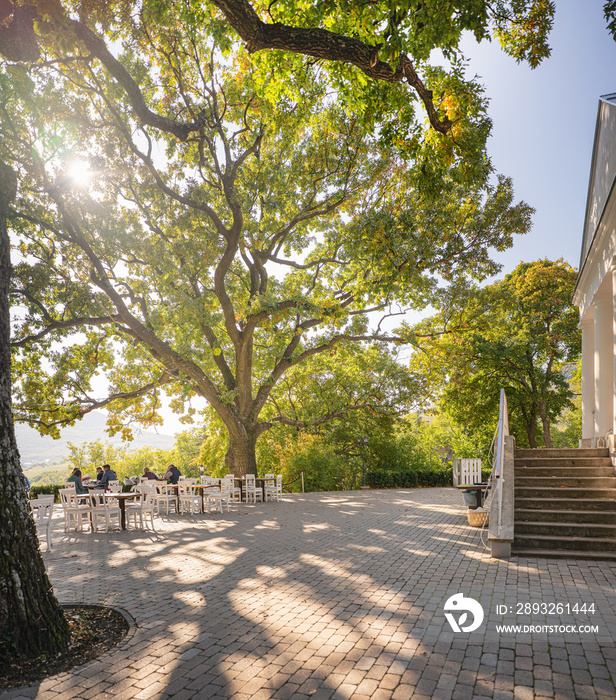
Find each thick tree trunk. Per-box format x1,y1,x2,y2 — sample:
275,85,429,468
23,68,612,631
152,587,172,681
539,400,553,448
525,420,538,449
0,162,70,659
225,425,258,476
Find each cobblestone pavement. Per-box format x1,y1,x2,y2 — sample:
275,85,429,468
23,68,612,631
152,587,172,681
4,488,616,699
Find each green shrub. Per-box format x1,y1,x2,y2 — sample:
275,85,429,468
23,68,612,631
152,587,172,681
29,484,64,502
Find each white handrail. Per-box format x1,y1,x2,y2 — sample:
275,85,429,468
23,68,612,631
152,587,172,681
490,388,509,537
494,389,508,479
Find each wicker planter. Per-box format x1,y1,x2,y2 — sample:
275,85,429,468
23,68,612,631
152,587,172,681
467,508,489,527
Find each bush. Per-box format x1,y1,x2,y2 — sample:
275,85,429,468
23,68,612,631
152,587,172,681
366,467,453,489
29,484,64,502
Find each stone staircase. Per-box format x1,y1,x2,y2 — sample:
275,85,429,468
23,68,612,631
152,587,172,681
512,447,616,559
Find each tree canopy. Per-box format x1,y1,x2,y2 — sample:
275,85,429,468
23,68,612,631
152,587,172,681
0,0,552,473
4,34,531,470
408,259,581,448
0,0,584,665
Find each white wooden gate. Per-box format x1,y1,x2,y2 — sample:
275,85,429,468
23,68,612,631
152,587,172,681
452,458,482,487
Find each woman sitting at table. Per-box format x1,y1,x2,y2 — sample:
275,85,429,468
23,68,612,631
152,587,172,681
67,468,88,494
143,466,158,480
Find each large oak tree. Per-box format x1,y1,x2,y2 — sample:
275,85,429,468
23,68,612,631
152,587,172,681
0,0,554,660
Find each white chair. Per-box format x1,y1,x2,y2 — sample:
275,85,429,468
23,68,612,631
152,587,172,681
178,482,202,514
30,500,54,551
35,494,55,504
126,490,157,530
262,474,275,500
206,480,230,512
264,475,283,502
59,488,92,532
107,483,122,493
63,479,76,489
154,483,178,514
91,492,122,532
223,475,241,502
244,474,263,503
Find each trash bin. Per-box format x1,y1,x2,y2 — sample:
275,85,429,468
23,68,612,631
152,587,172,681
463,490,480,508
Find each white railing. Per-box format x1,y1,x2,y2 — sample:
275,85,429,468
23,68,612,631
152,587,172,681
494,389,508,480
493,388,508,532
486,388,515,557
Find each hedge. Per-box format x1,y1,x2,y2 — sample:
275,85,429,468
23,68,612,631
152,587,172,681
29,484,64,502
366,468,453,489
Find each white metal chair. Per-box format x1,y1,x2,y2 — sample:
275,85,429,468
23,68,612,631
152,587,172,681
35,494,55,504
154,483,178,514
244,474,263,503
59,488,92,531
107,483,122,493
206,480,230,512
126,490,157,530
178,482,202,514
90,492,122,532
223,474,241,502
30,500,54,551
262,473,275,500
264,475,283,502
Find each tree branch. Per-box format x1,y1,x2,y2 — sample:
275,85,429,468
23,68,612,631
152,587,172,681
209,0,452,134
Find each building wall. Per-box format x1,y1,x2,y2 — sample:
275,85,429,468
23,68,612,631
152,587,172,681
574,96,616,449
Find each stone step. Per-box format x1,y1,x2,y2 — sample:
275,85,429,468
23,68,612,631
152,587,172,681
515,509,616,524
512,534,616,552
511,548,616,561
515,486,616,500
514,521,616,538
514,465,615,477
516,498,616,511
515,448,609,458
515,476,616,488
514,457,613,468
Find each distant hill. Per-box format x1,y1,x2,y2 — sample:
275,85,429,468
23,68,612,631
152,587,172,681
16,411,175,467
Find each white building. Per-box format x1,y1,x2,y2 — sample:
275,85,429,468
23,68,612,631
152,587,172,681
573,93,616,449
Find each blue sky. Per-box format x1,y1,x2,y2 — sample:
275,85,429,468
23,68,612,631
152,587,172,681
462,0,616,274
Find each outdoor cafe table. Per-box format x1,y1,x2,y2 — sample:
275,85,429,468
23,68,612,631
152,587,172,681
101,492,142,530
191,483,221,510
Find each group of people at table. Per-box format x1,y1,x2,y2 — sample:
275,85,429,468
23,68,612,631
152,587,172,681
66,464,182,493
63,464,281,511
29,465,283,547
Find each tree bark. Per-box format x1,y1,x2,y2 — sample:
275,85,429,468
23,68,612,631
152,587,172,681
225,424,258,476
0,162,70,660
525,419,538,449
539,400,553,448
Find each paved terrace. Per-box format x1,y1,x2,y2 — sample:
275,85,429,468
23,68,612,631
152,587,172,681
4,488,616,700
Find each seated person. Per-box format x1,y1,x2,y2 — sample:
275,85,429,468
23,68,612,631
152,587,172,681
93,466,103,482
143,467,158,480
163,464,181,484
97,464,118,488
67,468,88,494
